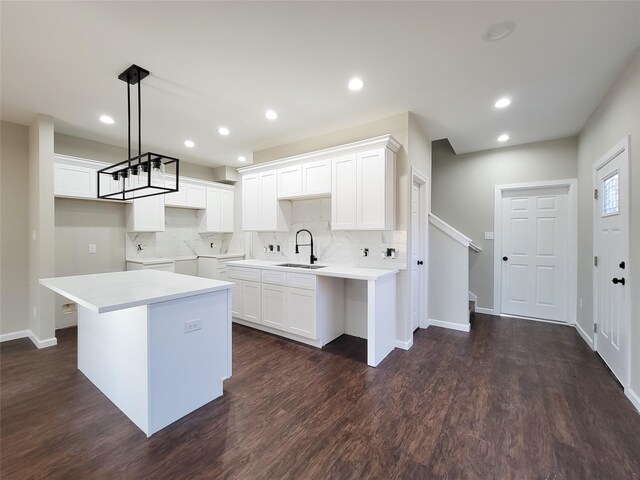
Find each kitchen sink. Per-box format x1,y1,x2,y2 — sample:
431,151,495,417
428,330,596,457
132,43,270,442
276,263,326,269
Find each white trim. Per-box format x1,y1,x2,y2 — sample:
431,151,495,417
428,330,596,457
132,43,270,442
469,242,483,253
575,322,595,350
592,135,631,389
493,178,578,325
499,313,571,326
409,167,429,343
625,388,640,415
232,318,323,348
426,318,471,333
395,338,413,350
428,213,471,247
475,307,495,315
468,292,477,303
237,134,401,174
0,329,58,348
0,330,31,342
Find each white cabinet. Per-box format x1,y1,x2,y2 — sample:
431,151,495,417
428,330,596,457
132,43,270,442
165,181,207,209
262,283,287,330
126,261,174,272
174,259,198,276
301,159,331,196
227,267,262,325
332,148,395,231
54,162,97,199
242,171,290,231
231,282,243,318
277,159,331,199
164,182,187,207
126,195,165,232
277,165,302,198
287,287,316,339
243,281,262,324
199,187,234,233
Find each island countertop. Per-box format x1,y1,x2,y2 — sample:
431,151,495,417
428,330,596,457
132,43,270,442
40,270,233,314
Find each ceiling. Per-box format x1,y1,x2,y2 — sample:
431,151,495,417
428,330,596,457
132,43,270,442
2,2,639,167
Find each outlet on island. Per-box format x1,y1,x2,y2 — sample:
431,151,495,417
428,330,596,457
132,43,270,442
184,318,202,333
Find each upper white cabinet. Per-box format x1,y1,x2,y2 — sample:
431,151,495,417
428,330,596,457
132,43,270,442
239,134,398,232
242,170,291,231
126,195,165,232
54,161,97,199
164,182,187,207
199,186,234,233
165,181,207,209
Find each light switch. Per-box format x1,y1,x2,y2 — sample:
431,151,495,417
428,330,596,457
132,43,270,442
88,244,97,254
484,232,494,240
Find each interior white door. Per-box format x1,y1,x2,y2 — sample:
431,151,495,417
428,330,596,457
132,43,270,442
500,186,569,321
595,144,629,385
411,181,421,331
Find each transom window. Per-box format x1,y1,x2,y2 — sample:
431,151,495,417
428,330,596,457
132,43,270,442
602,172,619,216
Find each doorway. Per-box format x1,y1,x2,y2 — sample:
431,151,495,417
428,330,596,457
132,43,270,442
593,137,630,387
409,168,429,335
494,180,577,324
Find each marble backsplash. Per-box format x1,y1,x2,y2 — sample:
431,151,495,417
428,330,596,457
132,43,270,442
125,207,245,259
251,198,407,270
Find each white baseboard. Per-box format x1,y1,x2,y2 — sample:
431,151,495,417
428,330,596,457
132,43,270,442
395,337,413,350
419,318,429,329
625,387,640,415
426,318,471,333
575,322,595,350
475,307,495,315
0,330,31,342
0,329,57,348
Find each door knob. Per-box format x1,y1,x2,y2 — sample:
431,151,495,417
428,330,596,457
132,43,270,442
619,261,626,269
612,277,626,286
502,256,508,261
417,260,424,266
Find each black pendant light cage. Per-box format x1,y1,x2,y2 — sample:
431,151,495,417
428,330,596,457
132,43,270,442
97,64,179,200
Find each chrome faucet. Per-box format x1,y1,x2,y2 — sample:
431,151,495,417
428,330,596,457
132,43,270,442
295,229,317,265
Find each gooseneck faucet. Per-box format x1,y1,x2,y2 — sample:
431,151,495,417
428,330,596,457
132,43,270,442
295,229,317,265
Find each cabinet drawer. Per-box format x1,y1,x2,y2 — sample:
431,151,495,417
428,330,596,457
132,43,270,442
262,269,287,286
286,272,316,290
227,267,261,282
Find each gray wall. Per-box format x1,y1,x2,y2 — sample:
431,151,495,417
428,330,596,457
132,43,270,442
431,136,578,309
577,48,640,395
0,121,30,335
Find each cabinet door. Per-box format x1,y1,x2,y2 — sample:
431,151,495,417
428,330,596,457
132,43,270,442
302,159,331,196
277,164,302,198
187,184,207,209
262,283,287,330
286,287,317,339
220,189,234,232
197,257,218,279
128,195,165,232
231,280,244,319
357,148,387,229
205,187,222,232
259,171,278,230
243,280,262,324
242,174,260,230
165,182,187,207
331,153,357,230
54,162,97,199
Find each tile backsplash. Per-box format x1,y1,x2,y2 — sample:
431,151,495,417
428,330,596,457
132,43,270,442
251,198,407,270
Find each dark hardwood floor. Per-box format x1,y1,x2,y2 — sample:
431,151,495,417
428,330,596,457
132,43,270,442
2,314,639,479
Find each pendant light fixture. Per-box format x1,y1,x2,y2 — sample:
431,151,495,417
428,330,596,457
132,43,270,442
97,64,179,200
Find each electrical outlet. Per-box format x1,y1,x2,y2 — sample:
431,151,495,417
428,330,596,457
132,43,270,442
184,318,202,333
276,245,281,252
62,303,76,315
361,248,369,257
88,244,97,254
484,232,494,240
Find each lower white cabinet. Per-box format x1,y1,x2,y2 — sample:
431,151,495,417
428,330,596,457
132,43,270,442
262,283,287,329
286,287,316,338
243,281,262,324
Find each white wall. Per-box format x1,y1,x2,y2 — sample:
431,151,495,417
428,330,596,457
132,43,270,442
576,48,640,396
431,136,578,310
0,121,30,335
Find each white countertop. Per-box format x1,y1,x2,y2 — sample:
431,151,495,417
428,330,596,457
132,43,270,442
40,270,233,314
126,254,245,264
226,259,398,281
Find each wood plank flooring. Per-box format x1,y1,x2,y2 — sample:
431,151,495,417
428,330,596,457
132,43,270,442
2,314,639,479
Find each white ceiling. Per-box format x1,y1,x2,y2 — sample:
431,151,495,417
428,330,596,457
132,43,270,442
2,1,639,167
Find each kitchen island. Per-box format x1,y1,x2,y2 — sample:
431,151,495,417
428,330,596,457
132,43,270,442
40,270,233,437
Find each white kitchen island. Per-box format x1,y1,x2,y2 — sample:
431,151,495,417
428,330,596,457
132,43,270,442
40,270,233,437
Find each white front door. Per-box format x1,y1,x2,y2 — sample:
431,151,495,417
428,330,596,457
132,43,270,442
411,181,422,331
500,187,569,321
594,140,629,385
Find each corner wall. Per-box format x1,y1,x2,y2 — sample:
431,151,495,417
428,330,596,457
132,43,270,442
576,48,640,397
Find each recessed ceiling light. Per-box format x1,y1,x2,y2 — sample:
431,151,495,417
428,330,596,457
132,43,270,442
494,97,511,108
265,110,278,120
483,21,515,42
184,140,195,148
348,77,364,91
238,156,246,162
497,134,510,142
99,115,114,124
218,127,230,136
